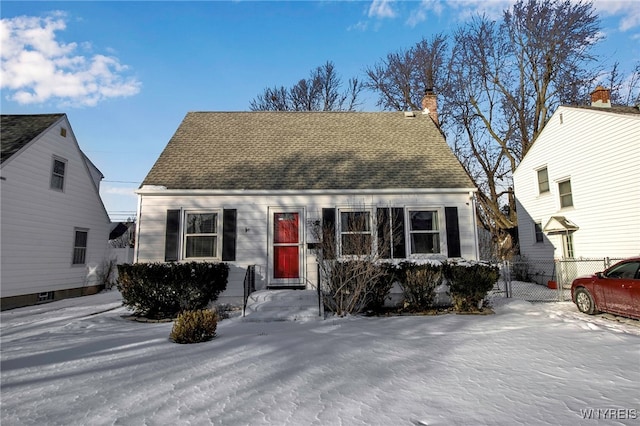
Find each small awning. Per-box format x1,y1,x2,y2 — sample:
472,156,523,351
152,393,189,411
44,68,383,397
543,216,579,235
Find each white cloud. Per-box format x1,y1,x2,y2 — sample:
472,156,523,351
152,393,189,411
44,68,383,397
371,0,639,34
0,12,141,107
368,0,397,19
446,0,512,21
103,185,138,197
406,0,444,28
593,0,640,31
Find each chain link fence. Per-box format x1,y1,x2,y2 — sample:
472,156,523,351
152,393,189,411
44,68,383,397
491,257,624,302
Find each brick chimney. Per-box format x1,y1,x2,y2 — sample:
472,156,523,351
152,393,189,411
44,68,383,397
590,86,611,108
421,88,439,126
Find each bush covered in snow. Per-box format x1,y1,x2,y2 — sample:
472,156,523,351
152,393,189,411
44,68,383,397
117,262,228,319
444,261,499,312
170,309,218,344
394,261,444,312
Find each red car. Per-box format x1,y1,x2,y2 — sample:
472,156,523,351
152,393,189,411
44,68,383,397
571,257,640,320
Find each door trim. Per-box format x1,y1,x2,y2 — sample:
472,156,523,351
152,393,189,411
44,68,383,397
267,207,306,287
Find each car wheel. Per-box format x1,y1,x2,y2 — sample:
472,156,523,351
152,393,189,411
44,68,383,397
574,288,597,315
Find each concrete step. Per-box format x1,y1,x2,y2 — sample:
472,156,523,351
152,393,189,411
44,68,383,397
243,290,323,322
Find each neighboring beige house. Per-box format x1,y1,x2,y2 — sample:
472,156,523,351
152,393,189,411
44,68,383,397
136,98,480,305
513,87,640,280
1,114,111,310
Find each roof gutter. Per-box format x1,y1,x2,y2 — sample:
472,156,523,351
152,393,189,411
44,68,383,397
136,186,478,196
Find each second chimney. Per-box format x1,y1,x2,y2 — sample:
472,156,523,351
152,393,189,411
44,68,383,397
590,86,611,108
421,88,439,126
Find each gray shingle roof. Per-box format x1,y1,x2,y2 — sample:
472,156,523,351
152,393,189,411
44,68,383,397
142,111,474,190
1,114,65,164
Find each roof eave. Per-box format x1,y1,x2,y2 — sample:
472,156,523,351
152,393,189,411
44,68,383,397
136,186,478,196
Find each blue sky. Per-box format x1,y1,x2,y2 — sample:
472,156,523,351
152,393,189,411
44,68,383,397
2,1,639,221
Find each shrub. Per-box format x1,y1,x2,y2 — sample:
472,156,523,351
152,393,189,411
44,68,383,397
366,263,397,313
170,309,218,344
321,260,393,316
117,262,228,319
395,261,444,312
445,261,499,312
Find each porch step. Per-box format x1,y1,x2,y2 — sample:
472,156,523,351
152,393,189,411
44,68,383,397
243,290,323,322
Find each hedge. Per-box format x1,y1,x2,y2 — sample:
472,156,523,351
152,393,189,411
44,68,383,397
117,262,228,319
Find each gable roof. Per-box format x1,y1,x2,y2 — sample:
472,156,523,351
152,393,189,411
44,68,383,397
515,104,640,178
1,114,65,164
1,113,111,223
521,104,640,163
142,111,474,191
568,104,640,116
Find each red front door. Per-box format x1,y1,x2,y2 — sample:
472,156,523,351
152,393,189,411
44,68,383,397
273,212,300,279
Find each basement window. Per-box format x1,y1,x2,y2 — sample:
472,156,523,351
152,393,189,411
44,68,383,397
38,291,55,302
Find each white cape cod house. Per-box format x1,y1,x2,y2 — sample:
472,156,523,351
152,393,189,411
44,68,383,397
135,106,479,304
1,114,111,310
513,87,640,270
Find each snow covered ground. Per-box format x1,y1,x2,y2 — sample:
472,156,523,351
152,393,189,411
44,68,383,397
2,289,639,425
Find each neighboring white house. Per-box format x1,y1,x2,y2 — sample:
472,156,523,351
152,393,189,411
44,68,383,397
1,114,111,310
513,87,640,276
135,98,479,305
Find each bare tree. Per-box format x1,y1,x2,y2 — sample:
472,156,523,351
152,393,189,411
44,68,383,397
365,34,449,118
249,86,290,111
444,0,601,251
366,0,606,256
250,61,363,111
603,61,640,106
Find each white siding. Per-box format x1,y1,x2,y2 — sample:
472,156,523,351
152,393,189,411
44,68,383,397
136,190,477,303
1,117,111,298
514,106,640,260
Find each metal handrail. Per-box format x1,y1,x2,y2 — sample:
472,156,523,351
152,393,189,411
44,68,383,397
242,265,256,317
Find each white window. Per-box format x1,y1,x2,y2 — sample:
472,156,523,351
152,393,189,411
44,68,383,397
339,209,373,256
51,157,66,191
72,229,88,265
537,167,549,194
183,211,221,259
534,222,544,243
558,179,573,208
408,210,441,254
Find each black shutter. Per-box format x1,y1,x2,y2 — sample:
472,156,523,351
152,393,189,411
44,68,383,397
222,209,237,261
376,208,391,259
164,209,181,262
322,208,336,260
445,207,461,258
391,207,406,259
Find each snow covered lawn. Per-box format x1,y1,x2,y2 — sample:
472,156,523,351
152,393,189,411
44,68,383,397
2,290,639,425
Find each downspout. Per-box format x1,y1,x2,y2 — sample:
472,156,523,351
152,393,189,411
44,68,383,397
133,193,142,263
470,191,480,260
